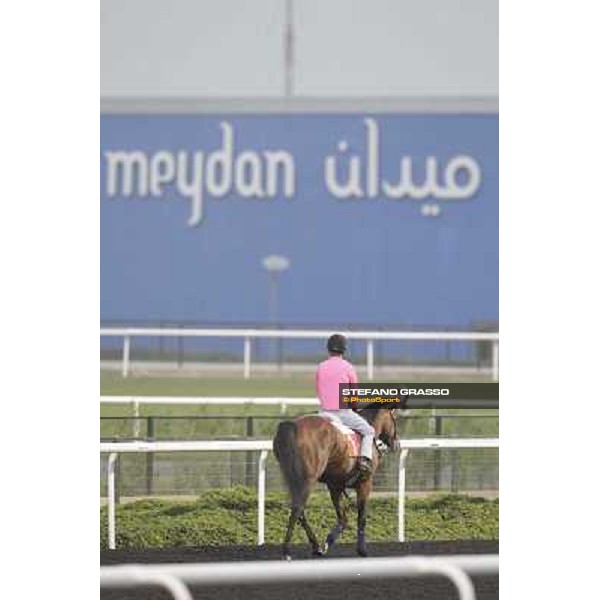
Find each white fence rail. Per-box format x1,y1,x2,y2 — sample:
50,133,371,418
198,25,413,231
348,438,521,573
100,327,499,381
101,554,499,600
101,396,317,430
100,437,499,550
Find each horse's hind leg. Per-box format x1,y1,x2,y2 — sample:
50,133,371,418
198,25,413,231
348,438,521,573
283,508,322,558
324,486,348,553
282,505,302,560
356,479,372,557
298,511,324,556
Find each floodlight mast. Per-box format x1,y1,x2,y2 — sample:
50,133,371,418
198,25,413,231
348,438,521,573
284,0,294,97
262,255,290,325
262,255,290,365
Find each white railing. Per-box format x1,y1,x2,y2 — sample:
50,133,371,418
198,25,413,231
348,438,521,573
100,437,499,550
101,396,317,432
101,554,499,600
101,396,498,439
101,396,317,438
100,327,499,381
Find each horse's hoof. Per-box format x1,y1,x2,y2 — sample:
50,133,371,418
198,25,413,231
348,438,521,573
283,554,292,561
312,546,326,557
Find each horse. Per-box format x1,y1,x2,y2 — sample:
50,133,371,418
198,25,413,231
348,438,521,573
273,406,399,559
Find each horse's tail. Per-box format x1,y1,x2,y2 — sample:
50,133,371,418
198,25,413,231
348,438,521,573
273,421,307,507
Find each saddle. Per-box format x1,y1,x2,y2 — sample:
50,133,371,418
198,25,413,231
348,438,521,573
319,414,361,458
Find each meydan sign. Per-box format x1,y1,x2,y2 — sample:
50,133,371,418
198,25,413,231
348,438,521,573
103,118,481,227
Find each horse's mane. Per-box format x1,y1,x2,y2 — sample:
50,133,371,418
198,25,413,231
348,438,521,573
357,405,386,424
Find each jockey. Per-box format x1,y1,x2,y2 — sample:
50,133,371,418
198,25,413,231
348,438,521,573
316,334,375,475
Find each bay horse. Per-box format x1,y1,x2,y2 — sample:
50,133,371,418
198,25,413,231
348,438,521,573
273,406,399,559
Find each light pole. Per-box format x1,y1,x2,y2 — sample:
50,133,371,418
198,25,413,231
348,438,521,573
262,254,290,363
284,0,294,97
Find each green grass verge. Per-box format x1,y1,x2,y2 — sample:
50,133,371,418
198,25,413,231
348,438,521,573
101,371,493,399
100,486,498,550
101,371,318,398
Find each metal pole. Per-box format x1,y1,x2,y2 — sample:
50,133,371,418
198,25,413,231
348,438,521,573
146,417,155,496
107,452,118,549
277,336,283,373
114,454,121,505
284,0,294,97
257,450,268,545
367,340,374,380
397,449,409,542
268,272,276,323
492,340,499,381
245,417,255,487
177,335,183,369
243,336,251,379
434,415,443,490
268,273,278,361
158,322,165,358
122,335,131,378
451,450,460,493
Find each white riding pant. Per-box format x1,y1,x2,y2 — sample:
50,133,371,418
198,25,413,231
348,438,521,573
319,409,375,460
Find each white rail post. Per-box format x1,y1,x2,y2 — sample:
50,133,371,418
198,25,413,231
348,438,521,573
429,563,477,600
397,448,410,542
136,573,194,600
243,336,251,379
257,450,268,545
132,399,140,439
122,335,131,378
367,340,374,381
107,452,118,550
492,340,499,381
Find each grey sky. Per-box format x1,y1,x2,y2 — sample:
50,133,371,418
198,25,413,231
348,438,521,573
101,0,498,98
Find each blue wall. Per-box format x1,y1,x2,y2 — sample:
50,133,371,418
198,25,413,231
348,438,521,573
101,113,498,329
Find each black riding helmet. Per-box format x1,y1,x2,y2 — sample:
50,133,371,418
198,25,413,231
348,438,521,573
327,333,347,355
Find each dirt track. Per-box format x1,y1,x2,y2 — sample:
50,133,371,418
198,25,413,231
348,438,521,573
101,540,498,600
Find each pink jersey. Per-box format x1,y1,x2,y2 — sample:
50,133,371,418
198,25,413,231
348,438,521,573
316,356,358,410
